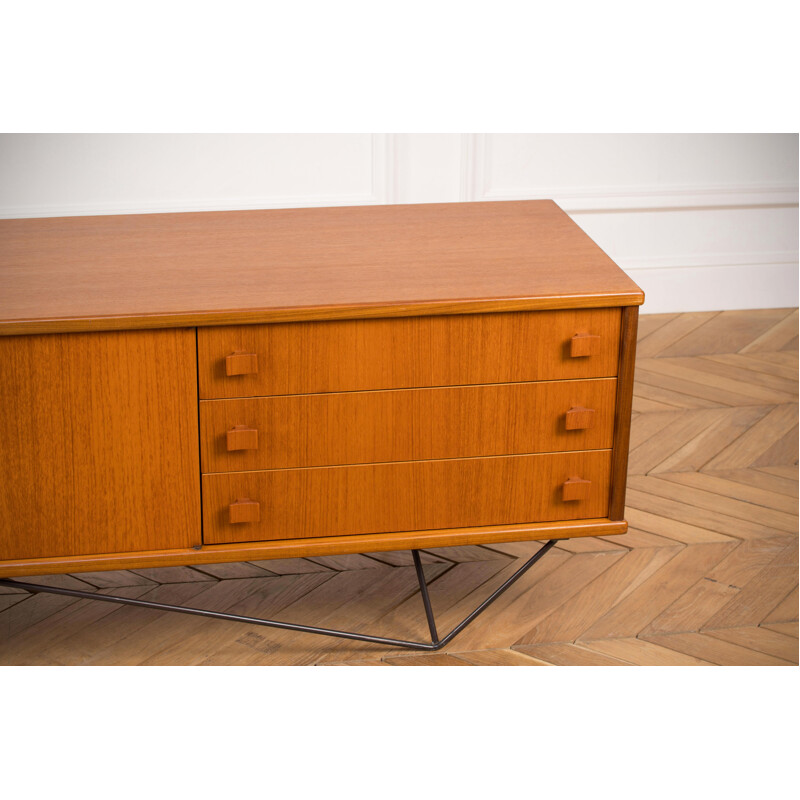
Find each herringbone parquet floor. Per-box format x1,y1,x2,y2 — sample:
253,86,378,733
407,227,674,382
0,308,797,666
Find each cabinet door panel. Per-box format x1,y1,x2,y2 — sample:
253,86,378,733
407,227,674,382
0,329,201,560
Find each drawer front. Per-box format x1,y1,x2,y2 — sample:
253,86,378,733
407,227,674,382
202,450,611,544
197,309,621,399
200,379,617,472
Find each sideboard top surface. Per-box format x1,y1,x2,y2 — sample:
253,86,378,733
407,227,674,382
0,199,644,335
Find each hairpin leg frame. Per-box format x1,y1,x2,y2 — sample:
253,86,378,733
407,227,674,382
0,539,558,652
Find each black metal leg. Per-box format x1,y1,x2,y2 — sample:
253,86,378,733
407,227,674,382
435,538,556,649
411,549,439,645
0,539,560,652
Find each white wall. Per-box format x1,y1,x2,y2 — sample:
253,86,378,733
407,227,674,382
0,133,796,313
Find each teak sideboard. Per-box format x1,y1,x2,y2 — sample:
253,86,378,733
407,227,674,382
0,200,644,580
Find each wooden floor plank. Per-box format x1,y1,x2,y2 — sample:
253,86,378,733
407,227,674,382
515,545,681,646
451,648,550,666
703,352,799,383
701,543,798,631
704,626,799,662
696,469,800,506
579,637,713,665
89,577,298,666
633,380,721,410
628,408,731,475
628,475,799,533
623,504,738,544
128,566,217,584
512,642,631,666
635,360,787,407
191,561,277,580
629,410,681,450
64,570,158,589
625,488,783,541
193,569,409,666
8,573,97,591
641,536,794,636
642,631,795,666
302,554,392,571
605,528,687,549
198,565,450,666
0,593,81,645
0,594,28,614
635,311,719,358
634,406,772,475
290,562,452,665
739,309,799,353
360,549,448,567
756,465,799,479
636,313,680,342
313,559,509,663
762,585,799,625
383,653,471,666
634,366,750,407
675,355,798,400
441,550,625,652
140,573,335,666
43,581,218,665
247,558,333,574
576,541,737,641
657,309,794,358
701,404,799,471
550,537,628,554
0,586,154,666
761,622,799,638
632,394,685,413
421,545,512,562
752,424,798,468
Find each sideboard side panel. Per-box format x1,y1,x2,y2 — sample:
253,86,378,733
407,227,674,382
0,329,201,560
608,306,639,520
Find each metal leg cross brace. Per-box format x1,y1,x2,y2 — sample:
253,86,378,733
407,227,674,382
0,539,558,652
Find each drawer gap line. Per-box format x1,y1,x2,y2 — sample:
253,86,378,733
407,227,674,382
200,376,619,402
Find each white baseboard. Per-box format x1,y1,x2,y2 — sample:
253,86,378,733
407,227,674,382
630,262,799,314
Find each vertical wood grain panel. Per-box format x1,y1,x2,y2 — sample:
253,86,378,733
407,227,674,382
609,306,639,520
0,329,201,560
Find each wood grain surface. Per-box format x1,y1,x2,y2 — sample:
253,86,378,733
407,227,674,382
0,308,793,667
200,378,617,472
609,306,639,520
198,309,621,398
0,200,643,335
0,518,625,578
0,330,201,560
202,450,612,544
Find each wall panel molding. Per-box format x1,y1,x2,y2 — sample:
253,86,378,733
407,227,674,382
460,133,799,211
458,133,799,312
0,134,398,219
1,133,795,314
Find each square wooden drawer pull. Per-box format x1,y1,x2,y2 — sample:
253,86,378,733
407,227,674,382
565,406,596,430
570,333,600,358
225,351,258,376
562,477,591,502
229,498,260,524
226,425,259,451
